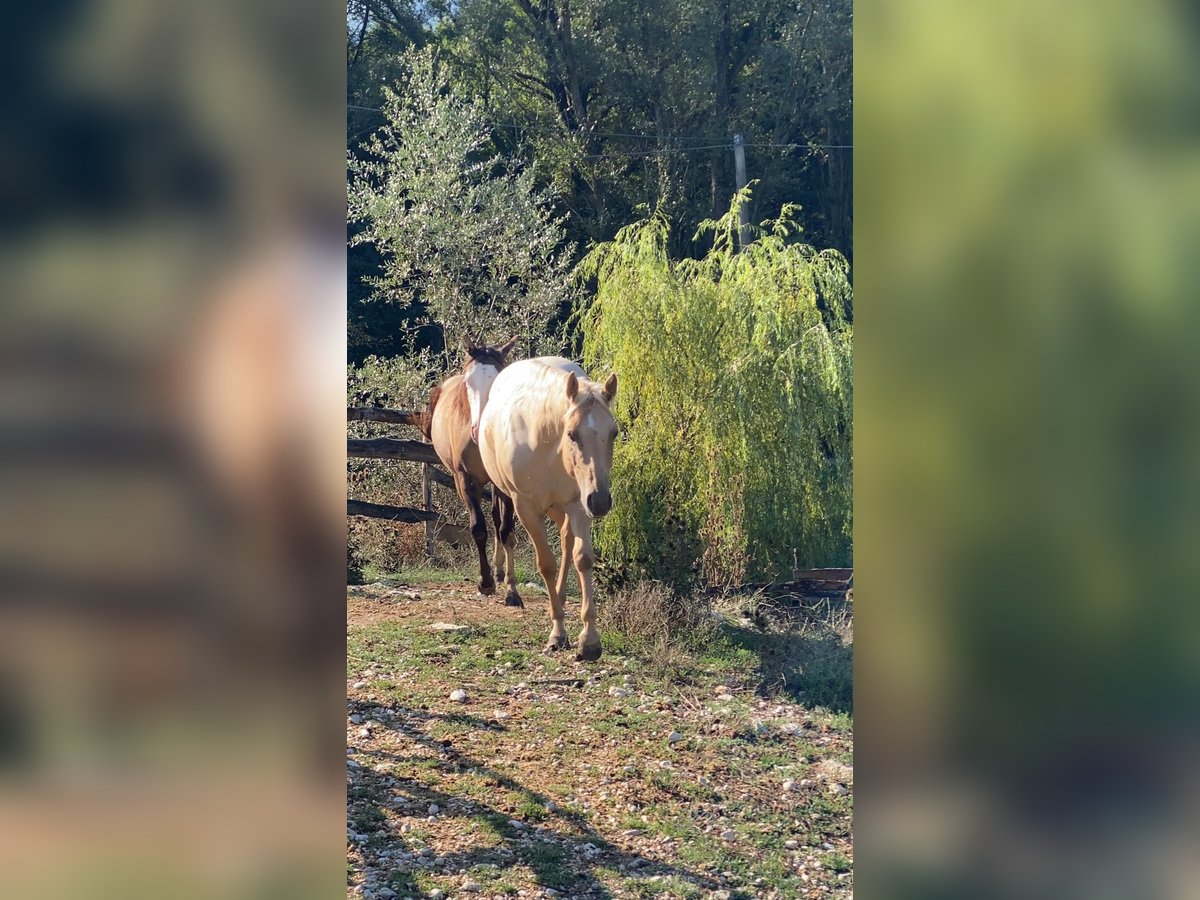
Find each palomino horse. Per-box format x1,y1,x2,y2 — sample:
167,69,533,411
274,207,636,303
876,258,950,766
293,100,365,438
478,358,618,660
418,337,522,603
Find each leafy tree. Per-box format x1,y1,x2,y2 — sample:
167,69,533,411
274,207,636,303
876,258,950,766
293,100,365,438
347,48,577,361
578,194,852,586
436,0,852,260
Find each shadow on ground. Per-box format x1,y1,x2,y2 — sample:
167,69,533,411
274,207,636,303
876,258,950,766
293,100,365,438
348,702,718,898
721,603,853,715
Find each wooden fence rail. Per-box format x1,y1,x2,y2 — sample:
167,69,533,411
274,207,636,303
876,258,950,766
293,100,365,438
347,407,420,426
347,437,440,464
347,499,438,523
348,407,453,557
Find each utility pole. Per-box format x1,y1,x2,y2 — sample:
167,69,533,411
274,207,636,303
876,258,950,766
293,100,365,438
733,133,751,251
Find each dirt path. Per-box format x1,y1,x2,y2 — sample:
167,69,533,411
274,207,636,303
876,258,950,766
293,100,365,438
347,578,853,900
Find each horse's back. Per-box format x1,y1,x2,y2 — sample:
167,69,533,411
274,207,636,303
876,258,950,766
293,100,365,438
480,358,582,503
528,356,586,377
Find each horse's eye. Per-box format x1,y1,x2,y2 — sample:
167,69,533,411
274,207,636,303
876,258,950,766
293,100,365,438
568,430,580,444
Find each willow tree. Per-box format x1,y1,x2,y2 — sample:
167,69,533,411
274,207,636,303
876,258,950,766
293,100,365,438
578,196,852,586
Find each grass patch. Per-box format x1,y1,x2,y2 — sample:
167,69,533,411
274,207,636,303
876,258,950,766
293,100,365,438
347,574,852,898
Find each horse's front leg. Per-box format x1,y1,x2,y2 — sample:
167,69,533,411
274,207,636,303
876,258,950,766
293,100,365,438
518,502,569,652
565,503,601,661
459,467,495,596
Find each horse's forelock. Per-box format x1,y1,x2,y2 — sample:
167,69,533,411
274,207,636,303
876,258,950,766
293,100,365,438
463,346,507,373
564,387,611,428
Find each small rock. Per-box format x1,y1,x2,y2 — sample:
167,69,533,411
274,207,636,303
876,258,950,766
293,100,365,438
399,823,411,834
349,714,364,724
377,889,397,900
462,880,482,893
711,892,733,900
720,830,737,841
785,839,800,850
417,848,433,858
830,783,848,796
428,803,440,814
359,727,372,739
544,801,558,813
450,689,468,702
698,775,711,786
608,686,629,698
782,779,796,792
429,891,445,900
667,731,683,744
353,681,368,690
427,815,437,823
509,819,527,829
429,622,468,632
800,779,814,788
822,841,835,850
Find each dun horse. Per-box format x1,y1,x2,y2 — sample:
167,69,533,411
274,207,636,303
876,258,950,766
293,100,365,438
418,337,522,603
478,358,618,660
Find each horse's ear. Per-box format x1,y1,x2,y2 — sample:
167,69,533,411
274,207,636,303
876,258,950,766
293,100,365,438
497,335,519,358
565,372,580,402
603,373,618,402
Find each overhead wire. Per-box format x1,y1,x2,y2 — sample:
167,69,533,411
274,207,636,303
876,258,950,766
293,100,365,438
347,104,851,153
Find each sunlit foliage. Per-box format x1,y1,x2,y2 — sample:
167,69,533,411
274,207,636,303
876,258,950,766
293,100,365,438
579,194,852,585
347,47,575,363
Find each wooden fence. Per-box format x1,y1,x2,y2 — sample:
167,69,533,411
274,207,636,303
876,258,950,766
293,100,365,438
347,407,853,599
347,407,456,557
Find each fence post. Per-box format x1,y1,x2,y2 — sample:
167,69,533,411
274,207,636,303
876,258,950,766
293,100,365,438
422,462,434,560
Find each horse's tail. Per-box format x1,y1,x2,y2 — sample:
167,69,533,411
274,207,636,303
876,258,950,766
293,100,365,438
415,385,442,439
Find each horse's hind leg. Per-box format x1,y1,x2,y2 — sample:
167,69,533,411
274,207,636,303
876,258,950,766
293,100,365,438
552,511,574,602
516,501,568,651
495,491,522,606
490,491,504,583
459,467,495,596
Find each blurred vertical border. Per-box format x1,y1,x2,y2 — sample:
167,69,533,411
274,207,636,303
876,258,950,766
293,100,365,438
857,0,1200,897
0,1,346,898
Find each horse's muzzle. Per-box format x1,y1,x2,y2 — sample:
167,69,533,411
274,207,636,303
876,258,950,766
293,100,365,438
586,490,612,518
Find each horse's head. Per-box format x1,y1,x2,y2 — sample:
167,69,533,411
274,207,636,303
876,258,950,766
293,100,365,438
561,371,619,518
462,335,518,443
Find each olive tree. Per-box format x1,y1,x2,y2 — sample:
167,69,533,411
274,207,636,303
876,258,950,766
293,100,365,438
348,47,576,360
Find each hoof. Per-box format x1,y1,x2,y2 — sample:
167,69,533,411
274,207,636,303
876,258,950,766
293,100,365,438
503,593,524,608
543,635,571,653
575,643,602,662
478,577,496,596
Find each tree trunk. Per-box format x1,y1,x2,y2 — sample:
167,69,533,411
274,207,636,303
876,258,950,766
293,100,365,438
711,0,734,219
